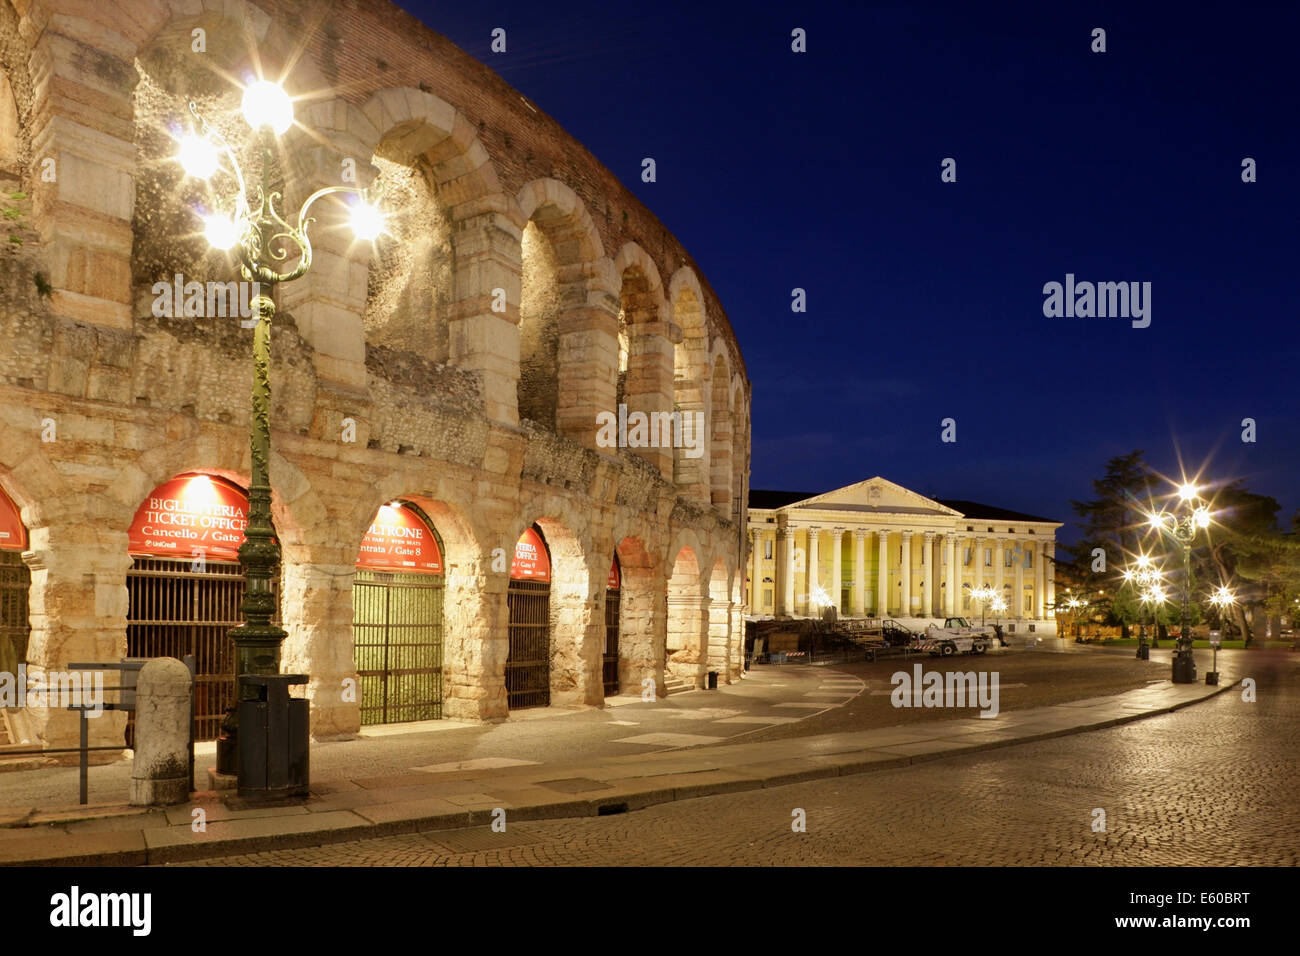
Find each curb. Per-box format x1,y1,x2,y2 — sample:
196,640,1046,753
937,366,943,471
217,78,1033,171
2,677,1240,866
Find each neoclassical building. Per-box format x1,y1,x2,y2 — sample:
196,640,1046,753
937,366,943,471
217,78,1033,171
0,0,750,752
747,478,1061,632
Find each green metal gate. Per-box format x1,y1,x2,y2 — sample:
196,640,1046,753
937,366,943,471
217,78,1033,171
353,569,444,724
506,579,550,709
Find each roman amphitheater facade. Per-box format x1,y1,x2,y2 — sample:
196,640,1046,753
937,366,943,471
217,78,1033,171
0,0,750,750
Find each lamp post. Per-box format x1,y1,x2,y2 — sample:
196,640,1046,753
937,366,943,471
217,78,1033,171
176,80,384,774
1207,586,1234,685
1145,482,1212,684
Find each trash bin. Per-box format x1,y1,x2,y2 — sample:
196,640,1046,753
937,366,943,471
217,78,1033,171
707,670,718,689
237,673,309,798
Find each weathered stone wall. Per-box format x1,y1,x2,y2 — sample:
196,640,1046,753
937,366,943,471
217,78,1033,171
0,0,751,751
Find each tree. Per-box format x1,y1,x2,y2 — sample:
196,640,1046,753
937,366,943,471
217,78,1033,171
1063,451,1159,628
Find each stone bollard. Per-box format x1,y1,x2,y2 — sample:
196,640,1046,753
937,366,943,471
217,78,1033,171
130,658,192,806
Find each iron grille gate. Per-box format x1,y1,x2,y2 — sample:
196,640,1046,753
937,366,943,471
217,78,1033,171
353,569,444,724
0,551,30,679
126,556,277,742
603,588,620,696
506,578,550,709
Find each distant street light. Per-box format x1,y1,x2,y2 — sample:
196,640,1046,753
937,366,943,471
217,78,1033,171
1207,586,1235,686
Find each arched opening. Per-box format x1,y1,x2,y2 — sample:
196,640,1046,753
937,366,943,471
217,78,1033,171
710,353,732,509
617,257,672,476
0,69,18,175
0,485,29,685
603,553,621,696
672,285,708,501
665,544,703,686
364,156,453,362
708,558,731,680
507,524,552,710
731,383,746,519
352,499,445,725
125,472,269,741
615,535,660,697
518,220,561,427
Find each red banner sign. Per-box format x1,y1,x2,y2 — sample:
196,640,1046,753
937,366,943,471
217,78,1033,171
0,487,25,552
356,504,443,574
608,556,620,590
510,527,551,582
128,474,248,561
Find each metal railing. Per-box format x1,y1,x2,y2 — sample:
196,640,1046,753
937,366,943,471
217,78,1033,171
1,654,194,805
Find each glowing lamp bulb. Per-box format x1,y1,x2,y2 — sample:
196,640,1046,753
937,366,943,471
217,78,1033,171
178,134,219,179
350,202,384,241
1148,512,1165,530
1178,483,1199,501
241,80,294,135
204,214,240,250
1194,507,1211,528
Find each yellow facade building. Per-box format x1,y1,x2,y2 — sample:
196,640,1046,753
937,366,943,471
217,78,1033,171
746,478,1062,635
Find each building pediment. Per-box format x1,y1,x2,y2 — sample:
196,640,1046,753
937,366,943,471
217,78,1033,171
788,477,963,518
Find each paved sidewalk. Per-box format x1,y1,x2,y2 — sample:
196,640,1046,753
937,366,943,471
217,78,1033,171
0,671,1238,866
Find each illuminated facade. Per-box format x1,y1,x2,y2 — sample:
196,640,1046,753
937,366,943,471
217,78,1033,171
746,478,1061,632
0,0,749,752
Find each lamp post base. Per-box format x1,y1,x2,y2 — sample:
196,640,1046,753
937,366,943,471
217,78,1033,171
1136,643,1150,660
1205,671,1219,685
1172,650,1197,684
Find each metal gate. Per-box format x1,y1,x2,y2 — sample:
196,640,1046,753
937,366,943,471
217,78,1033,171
0,550,29,679
353,569,444,724
603,587,620,696
126,556,276,741
506,579,550,709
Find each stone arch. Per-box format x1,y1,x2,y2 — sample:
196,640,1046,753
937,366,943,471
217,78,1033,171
708,556,732,683
615,242,672,477
507,513,597,708
731,377,748,523
353,87,517,422
513,178,612,438
614,532,663,697
708,348,733,512
669,267,709,502
0,1,32,178
665,532,707,687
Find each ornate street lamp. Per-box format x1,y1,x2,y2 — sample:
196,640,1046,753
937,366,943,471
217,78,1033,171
176,79,384,773
1144,482,1213,683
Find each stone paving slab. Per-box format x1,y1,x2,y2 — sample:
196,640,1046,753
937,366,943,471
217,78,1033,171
0,676,1237,865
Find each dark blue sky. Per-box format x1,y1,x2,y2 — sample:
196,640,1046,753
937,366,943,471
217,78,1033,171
399,1,1300,541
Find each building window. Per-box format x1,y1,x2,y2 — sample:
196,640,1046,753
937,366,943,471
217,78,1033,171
983,548,992,567
1007,624,1016,633
764,538,773,560
1025,551,1033,568
1029,624,1037,632
1004,550,1014,568
963,547,972,566
763,588,773,608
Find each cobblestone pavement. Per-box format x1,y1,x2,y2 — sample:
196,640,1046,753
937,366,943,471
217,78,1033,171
186,657,1297,867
